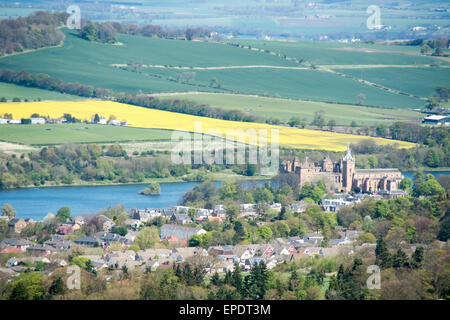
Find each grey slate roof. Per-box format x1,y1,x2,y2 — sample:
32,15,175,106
160,224,203,240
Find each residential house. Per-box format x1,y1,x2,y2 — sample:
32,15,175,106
173,206,189,214
6,257,19,268
44,236,72,251
31,118,46,124
303,232,324,245
160,224,206,240
170,213,192,225
56,224,74,235
74,236,104,247
287,201,313,213
124,219,143,230
73,216,86,226
131,208,162,222
321,198,352,212
269,202,282,212
8,218,28,234
1,238,34,252
98,215,115,232
239,203,256,213
26,244,56,256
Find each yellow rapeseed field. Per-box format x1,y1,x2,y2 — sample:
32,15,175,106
0,100,416,151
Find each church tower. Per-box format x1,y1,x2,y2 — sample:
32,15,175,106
342,146,355,193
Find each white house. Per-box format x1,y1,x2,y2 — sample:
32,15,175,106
31,118,46,124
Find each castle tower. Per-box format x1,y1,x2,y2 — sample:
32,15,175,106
322,154,333,172
342,146,355,193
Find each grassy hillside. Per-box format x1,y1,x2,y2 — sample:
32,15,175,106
153,93,423,126
0,100,416,152
0,82,82,101
0,29,433,109
0,124,173,145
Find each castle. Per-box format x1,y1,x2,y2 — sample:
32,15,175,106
281,147,404,193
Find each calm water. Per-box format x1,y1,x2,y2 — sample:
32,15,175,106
0,182,201,221
402,171,450,181
0,172,447,221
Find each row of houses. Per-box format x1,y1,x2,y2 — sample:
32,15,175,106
0,236,72,256
75,230,371,274
0,116,129,126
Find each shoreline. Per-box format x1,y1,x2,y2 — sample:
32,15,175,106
0,172,273,191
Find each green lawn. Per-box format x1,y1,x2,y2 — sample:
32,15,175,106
154,93,423,126
0,124,174,145
0,82,82,101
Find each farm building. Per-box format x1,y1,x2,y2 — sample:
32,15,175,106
422,115,450,125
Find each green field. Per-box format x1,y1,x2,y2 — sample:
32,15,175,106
154,93,423,126
0,82,82,101
147,67,425,108
335,67,450,99
0,29,436,109
222,39,443,66
0,124,174,145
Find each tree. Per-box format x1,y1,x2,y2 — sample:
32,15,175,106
7,272,46,300
139,182,161,195
356,232,376,245
105,144,126,157
56,206,71,222
48,277,66,296
231,263,243,295
375,124,388,137
327,120,336,131
288,116,302,127
1,203,16,218
311,111,325,128
438,213,450,241
134,226,160,250
421,44,431,55
399,178,412,193
258,226,273,241
375,238,391,268
410,246,424,269
245,262,268,299
233,220,247,243
392,248,409,269
111,225,128,236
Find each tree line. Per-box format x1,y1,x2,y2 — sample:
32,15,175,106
79,19,211,44
0,144,193,189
